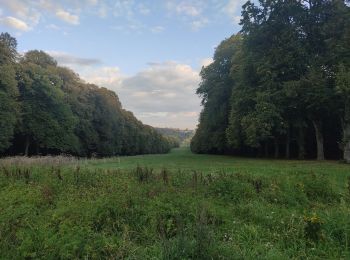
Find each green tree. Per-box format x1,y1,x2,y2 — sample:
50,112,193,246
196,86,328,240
0,32,17,64
23,50,57,68
0,33,19,153
91,87,124,156
300,0,349,160
17,59,78,155
337,65,350,162
0,65,18,153
55,67,174,157
324,0,350,162
227,0,307,158
207,0,348,160
191,34,242,154
0,34,174,157
298,66,336,160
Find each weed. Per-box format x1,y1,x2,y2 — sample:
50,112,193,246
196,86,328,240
134,165,154,183
51,166,63,181
304,214,324,242
41,185,54,205
252,178,263,193
160,168,169,185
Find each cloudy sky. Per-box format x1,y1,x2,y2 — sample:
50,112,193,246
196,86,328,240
0,0,245,129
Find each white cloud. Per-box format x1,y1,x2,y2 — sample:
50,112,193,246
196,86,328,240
0,0,40,28
163,0,245,30
0,0,81,29
82,66,124,88
166,1,212,30
38,1,79,23
165,1,205,17
55,9,79,25
75,61,201,129
46,23,60,30
0,0,31,18
46,51,102,66
200,57,213,68
95,1,152,19
233,15,242,25
0,0,242,32
97,4,108,18
86,0,98,5
224,0,246,17
0,16,30,31
150,26,164,34
138,4,151,15
137,111,200,129
175,2,201,17
113,0,135,18
191,17,209,30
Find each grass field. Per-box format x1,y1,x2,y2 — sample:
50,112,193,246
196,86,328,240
1,148,350,259
89,147,350,185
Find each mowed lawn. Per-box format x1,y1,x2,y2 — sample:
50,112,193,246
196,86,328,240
88,147,350,185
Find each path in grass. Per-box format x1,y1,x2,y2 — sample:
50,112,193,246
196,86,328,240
88,147,350,185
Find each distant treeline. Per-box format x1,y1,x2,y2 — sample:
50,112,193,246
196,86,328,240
191,0,350,162
0,33,177,157
155,128,194,146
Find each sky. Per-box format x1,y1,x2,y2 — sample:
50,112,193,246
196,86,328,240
0,0,245,129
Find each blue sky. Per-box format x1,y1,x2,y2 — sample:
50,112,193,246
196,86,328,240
0,0,245,129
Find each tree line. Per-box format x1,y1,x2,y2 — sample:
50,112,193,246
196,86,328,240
0,33,177,157
191,0,350,162
155,128,194,146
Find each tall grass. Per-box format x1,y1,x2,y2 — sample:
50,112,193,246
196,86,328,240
0,155,79,167
0,160,349,259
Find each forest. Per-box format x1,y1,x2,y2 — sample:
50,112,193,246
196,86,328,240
191,0,350,162
0,33,177,157
155,128,194,146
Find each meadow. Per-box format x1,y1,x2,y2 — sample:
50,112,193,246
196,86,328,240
1,147,350,259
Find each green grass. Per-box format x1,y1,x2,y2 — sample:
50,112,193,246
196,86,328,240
89,147,350,185
1,147,350,259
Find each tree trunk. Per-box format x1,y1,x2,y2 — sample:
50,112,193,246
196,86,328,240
312,120,325,160
342,101,350,162
285,127,290,159
264,142,269,158
343,124,350,163
274,138,279,159
24,136,30,156
297,127,305,159
258,145,263,158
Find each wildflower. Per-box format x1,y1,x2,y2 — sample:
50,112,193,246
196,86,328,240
304,214,323,242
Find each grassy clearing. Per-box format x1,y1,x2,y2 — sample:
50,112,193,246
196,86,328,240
89,147,350,185
0,148,350,259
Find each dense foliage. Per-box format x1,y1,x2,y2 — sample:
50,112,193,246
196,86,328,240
155,128,194,146
0,33,176,157
0,150,349,259
191,0,350,162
